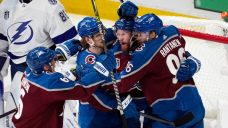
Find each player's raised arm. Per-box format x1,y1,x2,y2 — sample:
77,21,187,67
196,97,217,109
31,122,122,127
117,1,138,20
24,47,115,100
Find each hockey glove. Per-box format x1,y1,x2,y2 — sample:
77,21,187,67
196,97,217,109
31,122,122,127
117,1,138,20
117,95,132,110
65,68,79,81
176,52,201,81
93,50,117,78
104,28,117,49
55,39,82,61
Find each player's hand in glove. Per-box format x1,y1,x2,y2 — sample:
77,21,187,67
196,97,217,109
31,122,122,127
104,28,117,49
93,50,117,78
176,51,201,81
117,1,138,20
55,39,82,61
65,68,79,81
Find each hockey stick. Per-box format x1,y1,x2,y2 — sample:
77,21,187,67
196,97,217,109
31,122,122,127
0,92,18,119
91,0,128,128
140,112,194,127
91,0,107,53
0,108,17,119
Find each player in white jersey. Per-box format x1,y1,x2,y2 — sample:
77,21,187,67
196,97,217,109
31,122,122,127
0,0,77,127
0,0,77,79
0,1,12,127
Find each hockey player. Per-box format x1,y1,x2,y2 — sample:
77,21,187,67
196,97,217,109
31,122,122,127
116,2,203,127
0,0,77,127
116,2,204,127
11,46,116,128
0,1,11,127
75,16,140,128
0,0,77,80
113,18,151,127
103,13,205,128
113,19,134,72
0,31,8,128
57,16,203,128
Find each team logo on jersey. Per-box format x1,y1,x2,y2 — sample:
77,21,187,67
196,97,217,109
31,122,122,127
85,55,96,64
7,20,33,45
48,0,57,5
4,10,9,20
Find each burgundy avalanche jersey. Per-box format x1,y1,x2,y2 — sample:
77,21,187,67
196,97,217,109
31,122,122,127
104,25,195,106
12,68,104,128
112,42,131,73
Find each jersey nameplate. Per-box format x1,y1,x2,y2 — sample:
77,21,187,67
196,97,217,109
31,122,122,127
93,62,109,77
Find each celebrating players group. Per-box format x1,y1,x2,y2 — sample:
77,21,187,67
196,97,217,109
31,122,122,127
0,0,205,128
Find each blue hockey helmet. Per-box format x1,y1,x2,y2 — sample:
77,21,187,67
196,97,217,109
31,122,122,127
77,17,100,38
114,18,135,32
26,47,56,74
134,13,163,35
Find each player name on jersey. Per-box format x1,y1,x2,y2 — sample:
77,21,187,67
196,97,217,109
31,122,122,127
160,38,181,57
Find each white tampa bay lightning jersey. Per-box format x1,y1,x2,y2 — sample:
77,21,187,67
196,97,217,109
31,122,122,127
0,0,77,64
0,0,12,58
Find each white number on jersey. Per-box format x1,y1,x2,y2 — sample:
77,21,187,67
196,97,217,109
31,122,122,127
166,47,185,84
126,62,133,73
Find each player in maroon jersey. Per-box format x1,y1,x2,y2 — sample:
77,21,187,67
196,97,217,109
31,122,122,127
11,47,115,128
113,18,151,127
103,13,205,128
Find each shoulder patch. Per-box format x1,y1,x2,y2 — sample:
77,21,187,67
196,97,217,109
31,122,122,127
48,0,57,5
85,55,96,64
93,62,109,77
4,10,9,20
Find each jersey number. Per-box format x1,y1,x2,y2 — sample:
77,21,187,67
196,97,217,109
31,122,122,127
166,47,185,84
14,87,26,119
126,62,133,73
14,78,30,119
59,11,69,22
